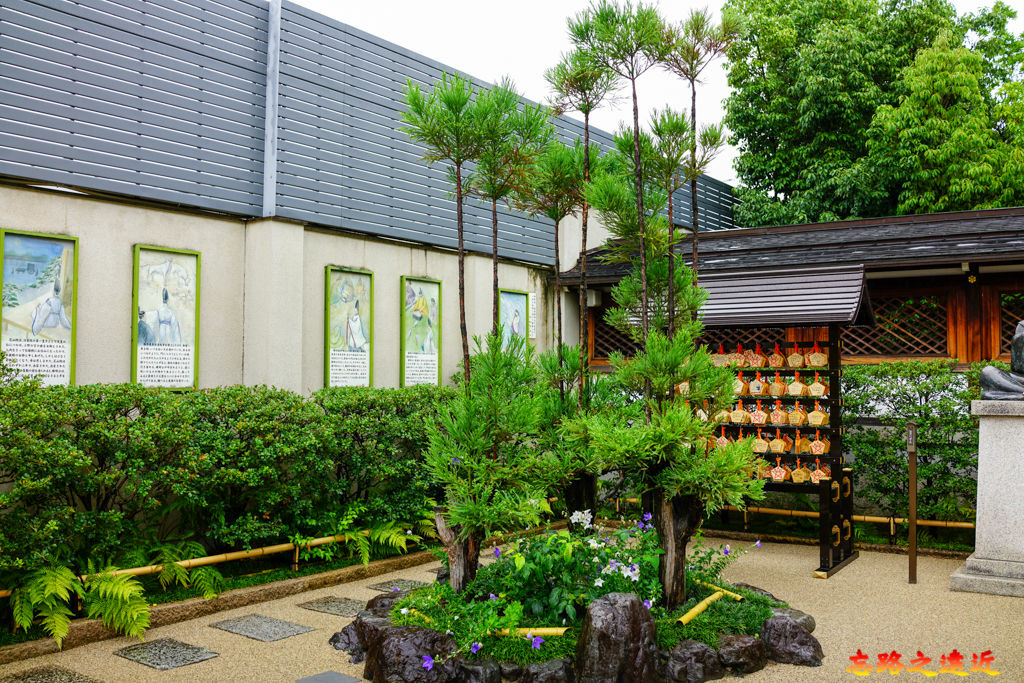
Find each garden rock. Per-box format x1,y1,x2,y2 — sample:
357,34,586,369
364,589,411,616
500,661,523,680
353,613,392,653
575,592,658,682
328,622,365,664
730,583,779,601
520,657,574,683
363,625,459,682
760,615,824,666
663,639,725,682
716,634,766,674
771,607,815,633
458,658,502,683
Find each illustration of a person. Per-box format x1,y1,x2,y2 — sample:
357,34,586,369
155,288,182,344
137,307,156,345
30,266,72,336
345,300,369,351
407,289,435,353
510,308,522,338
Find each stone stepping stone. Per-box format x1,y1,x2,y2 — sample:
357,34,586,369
298,596,365,618
114,638,218,671
210,614,314,642
296,673,360,683
366,579,428,592
0,667,103,683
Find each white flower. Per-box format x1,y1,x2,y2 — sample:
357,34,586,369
569,509,593,529
594,578,604,587
405,529,412,535
592,557,601,563
587,538,602,549
400,608,409,615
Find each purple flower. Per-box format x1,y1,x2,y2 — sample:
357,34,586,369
452,457,460,465
494,547,501,559
642,512,653,522
722,545,731,556
755,540,762,548
392,587,400,592
643,599,652,609
489,593,497,600
422,655,434,671
531,635,545,649
471,642,482,654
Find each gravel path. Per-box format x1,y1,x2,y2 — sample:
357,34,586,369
0,538,1019,682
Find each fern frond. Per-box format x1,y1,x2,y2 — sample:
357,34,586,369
83,570,150,641
27,566,80,605
189,566,224,599
36,599,73,648
10,587,35,632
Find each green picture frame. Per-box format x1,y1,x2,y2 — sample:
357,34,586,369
324,266,374,388
0,229,79,385
399,275,442,387
498,288,529,345
131,244,201,390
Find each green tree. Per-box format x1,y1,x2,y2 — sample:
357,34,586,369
862,31,1024,214
662,8,738,280
546,48,617,400
570,0,668,342
402,73,488,384
471,81,552,333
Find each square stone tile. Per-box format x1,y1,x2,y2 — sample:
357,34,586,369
0,667,102,683
210,614,314,642
297,596,365,618
114,638,218,671
296,673,360,683
366,579,429,592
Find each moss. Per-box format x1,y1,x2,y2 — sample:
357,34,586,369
655,584,783,651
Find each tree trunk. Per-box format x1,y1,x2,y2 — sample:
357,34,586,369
434,507,481,592
653,492,705,610
554,218,565,403
630,78,649,342
578,113,591,411
456,166,471,385
492,197,499,336
563,472,597,533
667,190,676,336
690,80,700,286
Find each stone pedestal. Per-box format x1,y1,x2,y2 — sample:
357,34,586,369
950,400,1024,597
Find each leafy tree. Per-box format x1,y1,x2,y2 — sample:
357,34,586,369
546,48,617,399
570,0,668,342
662,8,738,280
425,333,568,592
402,73,488,383
470,81,552,333
861,31,1024,214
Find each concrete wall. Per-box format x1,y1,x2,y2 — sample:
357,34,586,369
1,185,584,392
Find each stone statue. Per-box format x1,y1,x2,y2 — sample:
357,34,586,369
980,320,1024,400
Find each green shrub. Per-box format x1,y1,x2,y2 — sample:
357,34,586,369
842,360,986,519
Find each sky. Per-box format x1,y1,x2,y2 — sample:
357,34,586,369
294,0,1021,187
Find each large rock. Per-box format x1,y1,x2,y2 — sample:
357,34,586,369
730,583,779,602
353,613,392,652
363,625,459,682
771,607,816,633
663,640,725,682
364,589,411,617
500,661,524,680
458,658,502,683
520,658,574,683
575,593,658,682
328,621,365,664
760,615,824,666
716,634,766,674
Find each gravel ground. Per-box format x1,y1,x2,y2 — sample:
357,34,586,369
0,538,1019,682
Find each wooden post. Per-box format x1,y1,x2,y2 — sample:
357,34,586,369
907,420,918,585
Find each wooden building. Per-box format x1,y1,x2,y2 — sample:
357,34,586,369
560,207,1024,368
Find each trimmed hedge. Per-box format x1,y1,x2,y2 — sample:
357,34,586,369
0,359,453,584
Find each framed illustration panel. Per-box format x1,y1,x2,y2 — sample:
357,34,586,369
400,276,441,387
499,288,529,345
131,245,200,389
0,230,78,385
325,266,374,387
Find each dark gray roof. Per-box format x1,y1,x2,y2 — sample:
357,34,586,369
562,206,1024,282
701,265,870,328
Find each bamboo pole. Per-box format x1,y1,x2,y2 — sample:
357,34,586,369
677,591,724,625
689,578,744,601
493,627,569,637
722,505,974,529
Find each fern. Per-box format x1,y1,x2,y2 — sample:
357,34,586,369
10,587,35,632
149,541,205,590
16,567,84,648
189,566,223,599
83,569,150,640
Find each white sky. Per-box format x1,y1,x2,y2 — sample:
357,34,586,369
294,0,1021,187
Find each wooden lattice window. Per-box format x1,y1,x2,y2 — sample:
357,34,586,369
591,310,640,359
1000,290,1024,355
842,294,948,356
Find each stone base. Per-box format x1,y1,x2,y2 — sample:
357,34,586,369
950,552,1024,598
